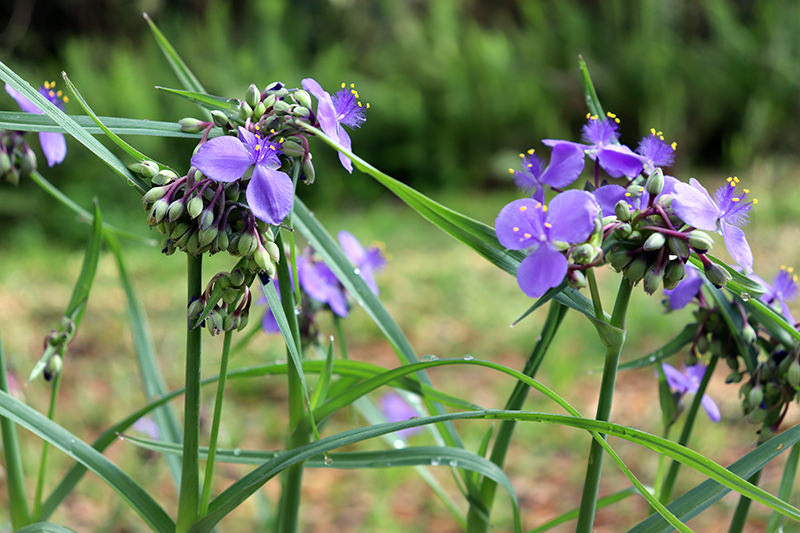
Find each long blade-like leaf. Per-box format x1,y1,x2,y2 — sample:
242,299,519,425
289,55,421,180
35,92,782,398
618,324,696,371
0,111,201,137
155,87,239,113
143,13,206,94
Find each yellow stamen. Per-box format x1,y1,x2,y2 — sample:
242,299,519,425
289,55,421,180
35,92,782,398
519,206,527,212
512,226,519,232
544,222,552,228
254,145,260,151
508,168,515,174
743,188,750,194
519,153,525,158
527,148,535,154
542,205,548,212
523,233,532,239
752,198,759,204
731,197,740,202
365,103,370,109
48,90,55,97
671,142,677,150
350,83,355,88
341,82,346,89
650,128,656,135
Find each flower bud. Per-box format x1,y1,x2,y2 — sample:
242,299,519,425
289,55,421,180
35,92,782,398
571,243,599,265
688,230,714,253
614,200,631,222
223,313,235,331
568,269,586,289
668,237,690,261
198,226,219,247
167,200,185,222
747,407,766,424
216,230,229,251
302,157,316,185
0,150,10,175
19,147,36,175
236,312,249,331
662,260,686,290
179,118,207,133
199,209,216,231
143,185,170,204
293,89,312,109
5,167,20,186
238,101,253,120
645,168,664,196
175,228,193,248
153,169,179,186
624,256,648,284
238,233,258,257
187,196,204,219
748,385,763,407
245,83,261,108
281,140,304,158
264,241,281,264
263,94,277,109
170,222,190,239
272,100,291,113
704,262,731,288
253,246,274,273
225,181,240,202
741,324,757,345
210,110,230,128
253,101,266,119
222,288,241,306
206,309,224,335
608,247,632,271
788,360,800,388
643,232,666,251
643,267,663,295
229,268,246,287
43,354,62,382
151,199,169,224
291,105,311,118
611,223,632,239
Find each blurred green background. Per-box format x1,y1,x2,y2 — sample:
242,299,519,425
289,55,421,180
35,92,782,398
3,0,800,243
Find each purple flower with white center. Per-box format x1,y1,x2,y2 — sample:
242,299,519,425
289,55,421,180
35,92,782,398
663,266,703,310
191,126,293,225
754,266,798,324
379,392,422,438
5,81,67,166
661,362,720,422
671,177,756,273
543,113,643,179
637,129,676,173
594,175,680,216
495,190,600,298
301,78,367,174
511,145,585,202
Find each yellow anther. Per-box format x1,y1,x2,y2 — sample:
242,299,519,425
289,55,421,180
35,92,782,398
544,222,552,228
753,198,759,204
519,153,525,158
743,188,750,194
366,102,370,109
671,142,677,150
279,137,285,143
56,90,63,97
789,267,795,273
614,118,620,124
624,192,631,197
526,163,533,168
357,102,362,107
254,124,260,130
527,148,535,154
650,128,656,135
781,265,787,270
519,205,527,212
350,83,355,88
606,112,617,118
657,130,663,137
586,112,592,119
254,145,260,151
542,205,548,212
508,168,515,174
512,226,519,232
270,129,276,134
48,90,55,97
731,197,740,202
523,233,532,239
794,275,798,282
341,82,346,89
733,176,740,183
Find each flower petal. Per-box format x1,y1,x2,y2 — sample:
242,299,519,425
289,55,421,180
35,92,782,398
336,127,354,173
299,259,329,303
495,198,546,250
326,285,349,317
701,394,721,422
546,190,599,244
302,78,338,137
671,178,720,231
191,135,254,182
593,184,627,217
664,267,703,310
338,230,366,265
38,131,66,166
661,363,692,393
540,143,585,188
515,245,568,298
721,222,753,274
596,145,643,178
246,165,295,225
5,83,42,114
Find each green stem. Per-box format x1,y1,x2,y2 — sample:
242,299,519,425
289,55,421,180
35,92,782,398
467,301,567,532
585,268,604,319
275,231,308,533
333,315,349,360
729,470,762,533
33,371,61,519
0,332,30,527
658,354,719,504
765,442,800,532
199,330,233,515
176,253,203,533
575,278,633,533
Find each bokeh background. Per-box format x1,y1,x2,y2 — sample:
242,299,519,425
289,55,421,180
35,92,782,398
2,0,800,531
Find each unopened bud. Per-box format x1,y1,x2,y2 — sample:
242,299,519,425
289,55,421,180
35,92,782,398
704,262,731,288
187,196,204,219
291,105,310,118
253,246,274,273
748,385,763,407
253,101,266,119
612,223,632,238
198,226,219,247
199,209,215,231
210,110,230,128
167,200,185,222
263,94,277,109
223,313,235,331
662,260,686,290
668,237,690,261
245,84,261,108
225,181,240,202
170,222,190,239
5,167,20,185
643,267,663,295
568,269,586,289
216,230,229,251
747,407,766,424
179,117,207,133
608,247,632,271
222,288,241,306
643,232,666,251
236,312,249,331
238,101,253,120
624,256,648,284
788,360,800,388
281,140,304,158
614,200,631,222
264,241,281,264
207,309,224,335
43,354,63,381
272,100,291,113
185,231,201,255
143,185,170,204
19,147,36,175
645,168,664,196
741,324,757,345
688,230,714,253
293,89,312,109
238,233,258,257
229,268,246,287
571,243,598,265
0,150,10,175
153,169,179,186
151,199,169,224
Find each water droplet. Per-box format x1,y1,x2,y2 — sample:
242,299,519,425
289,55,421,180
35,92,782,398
294,305,302,315
353,268,361,275
448,459,458,467
741,292,751,302
649,356,656,362
431,457,441,466
324,454,333,466
463,354,474,361
232,448,242,457
392,439,406,449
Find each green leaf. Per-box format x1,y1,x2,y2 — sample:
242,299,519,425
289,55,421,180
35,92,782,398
0,61,147,193
16,523,76,533
578,56,605,119
155,86,239,113
529,487,638,532
747,297,800,347
703,280,756,373
618,324,696,371
766,442,800,533
0,390,174,531
686,253,765,297
310,337,335,409
0,111,201,138
143,13,206,94
630,423,800,532
0,331,30,527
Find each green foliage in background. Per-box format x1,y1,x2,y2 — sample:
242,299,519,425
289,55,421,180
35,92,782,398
3,0,800,243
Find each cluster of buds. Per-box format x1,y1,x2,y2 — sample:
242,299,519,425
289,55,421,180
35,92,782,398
0,130,37,185
737,347,800,438
187,262,256,336
39,316,76,382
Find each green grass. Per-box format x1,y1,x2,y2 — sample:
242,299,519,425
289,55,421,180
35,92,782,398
1,162,800,531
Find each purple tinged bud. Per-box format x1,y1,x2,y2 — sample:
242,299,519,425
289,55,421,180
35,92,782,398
704,262,731,287
245,84,261,108
0,150,10,174
198,226,218,247
645,168,665,196
44,354,63,382
293,89,312,109
302,157,315,184
187,196,203,219
143,185,170,204
668,237,690,261
281,139,304,157
615,200,631,222
687,230,713,253
151,199,169,224
210,110,230,128
199,209,215,231
624,256,648,283
238,101,253,120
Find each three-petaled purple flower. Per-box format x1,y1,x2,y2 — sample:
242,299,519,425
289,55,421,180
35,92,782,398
663,266,703,310
754,266,798,324
191,126,293,225
301,78,368,174
495,190,599,298
671,177,756,273
661,362,721,422
5,81,68,167
379,392,422,438
543,113,643,179
511,145,585,202
636,129,676,174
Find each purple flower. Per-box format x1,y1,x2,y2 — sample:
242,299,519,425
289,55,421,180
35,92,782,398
671,177,756,273
594,175,680,216
754,266,798,324
379,392,422,438
301,78,367,174
636,129,676,173
132,417,161,440
543,113,643,178
663,266,703,310
5,81,67,166
191,127,293,225
661,362,720,422
511,145,585,202
337,230,387,294
495,190,599,298
259,266,299,334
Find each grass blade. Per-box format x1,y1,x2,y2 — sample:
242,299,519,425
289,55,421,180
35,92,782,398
143,13,205,93
0,111,202,137
529,487,638,532
0,331,30,527
155,87,239,113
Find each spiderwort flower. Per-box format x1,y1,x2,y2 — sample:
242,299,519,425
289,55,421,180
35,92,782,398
661,362,721,422
301,78,368,174
5,81,68,166
663,266,703,310
671,177,756,273
755,266,799,324
380,392,423,438
495,190,599,298
593,175,680,217
337,230,387,294
543,112,643,179
637,129,676,174
510,145,585,202
191,126,293,225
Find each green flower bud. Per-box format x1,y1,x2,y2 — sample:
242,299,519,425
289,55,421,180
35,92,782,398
167,200,185,222
302,158,316,185
199,209,215,231
263,94,277,109
291,105,310,118
210,110,230,128
151,199,169,224
643,232,666,251
228,234,240,254
19,147,36,175
662,260,686,290
44,354,63,382
223,313,235,331
696,334,710,354
704,262,731,288
238,101,253,121
142,185,170,205
175,227,193,248
222,288,240,306
170,222,190,239
725,371,743,383
627,230,643,242
568,269,586,289
645,168,664,196
253,246,273,273
264,241,281,264
5,166,19,186
281,140,305,158
612,223,632,239
614,200,631,222
788,360,800,388
187,196,204,219
179,118,207,133
624,256,648,284
153,169,179,186
667,236,690,261
216,230,229,251
748,385,763,407
293,89,312,109
206,309,224,335
608,247,633,272
272,100,291,113
0,150,10,175
688,230,714,253
225,181,240,202
185,231,201,255
245,83,261,108
643,266,663,295
571,243,599,265
198,226,219,247
236,312,249,331
253,101,267,119
747,407,766,424
741,324,757,345
238,233,257,257
229,268,246,287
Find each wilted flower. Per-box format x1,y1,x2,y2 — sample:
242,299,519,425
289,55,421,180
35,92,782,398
301,78,368,174
661,362,720,422
191,127,293,225
5,81,67,166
